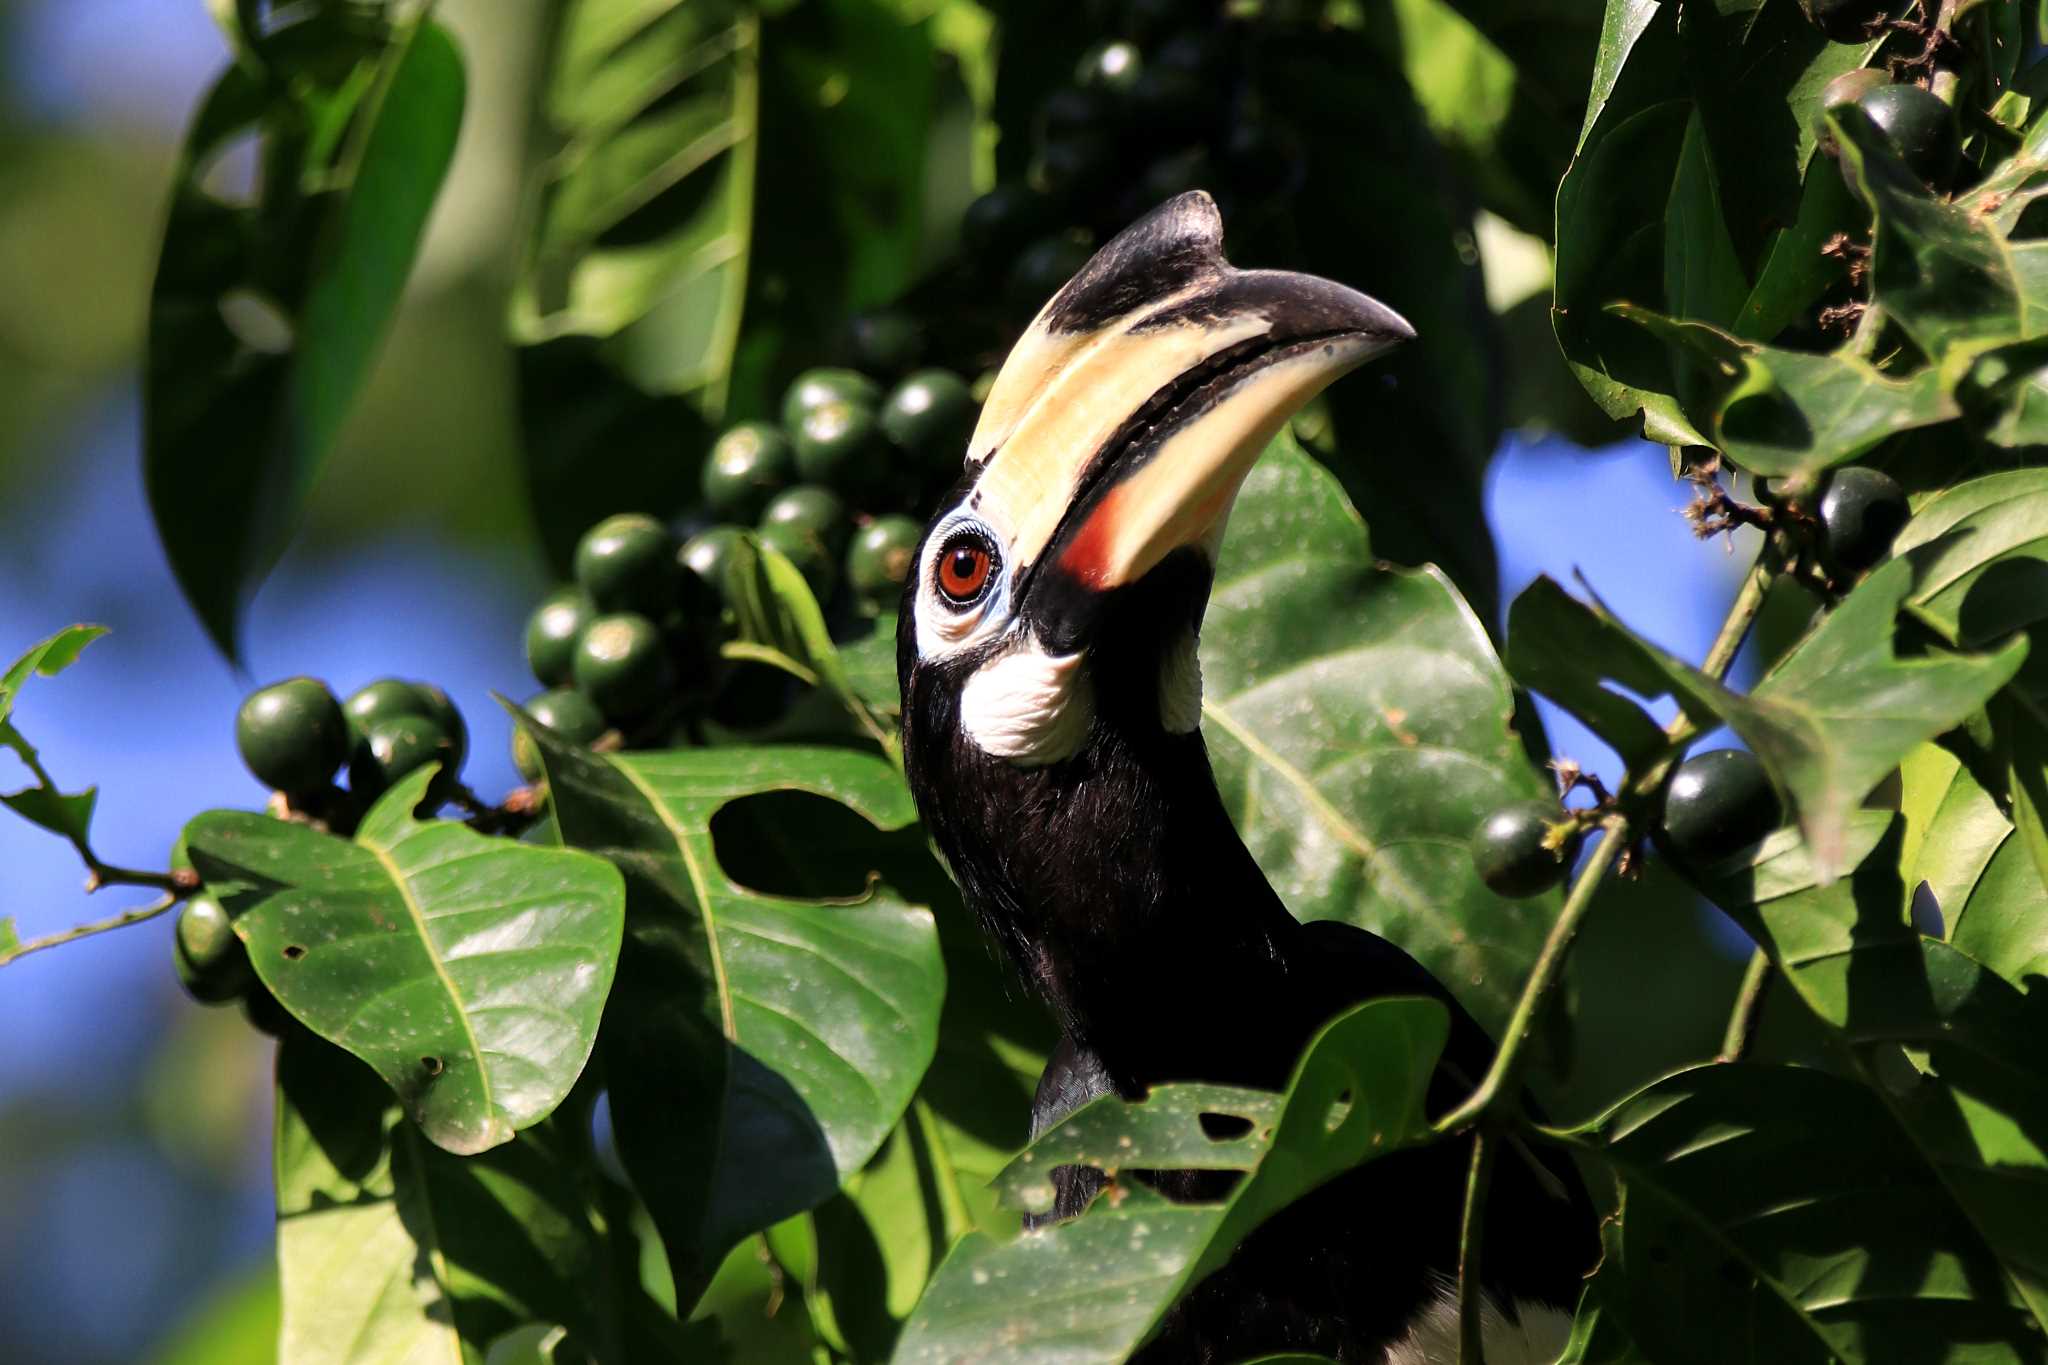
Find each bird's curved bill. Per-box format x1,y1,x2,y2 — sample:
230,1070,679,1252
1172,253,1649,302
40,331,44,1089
966,193,1413,615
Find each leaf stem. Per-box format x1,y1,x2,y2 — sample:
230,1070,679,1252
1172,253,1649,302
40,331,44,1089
1718,946,1773,1063
1455,1126,1498,1364
0,891,179,968
8,740,193,895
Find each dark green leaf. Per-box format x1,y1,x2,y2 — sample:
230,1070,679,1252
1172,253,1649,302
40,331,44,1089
1203,441,1560,1038
0,783,97,845
724,534,895,753
146,19,465,657
0,624,107,726
526,726,943,1307
1895,468,2048,650
1582,1061,2048,1362
1505,576,1690,768
188,766,625,1155
891,998,1447,1365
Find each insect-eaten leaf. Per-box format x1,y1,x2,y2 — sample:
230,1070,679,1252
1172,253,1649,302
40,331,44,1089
145,17,465,658
186,766,625,1155
523,722,943,1310
891,998,1446,1365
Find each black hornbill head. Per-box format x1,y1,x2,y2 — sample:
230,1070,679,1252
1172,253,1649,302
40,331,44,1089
896,191,1411,1049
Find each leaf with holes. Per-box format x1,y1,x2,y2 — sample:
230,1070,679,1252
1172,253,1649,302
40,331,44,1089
891,997,1446,1365
523,724,944,1309
1579,1060,2048,1363
145,15,465,657
274,1031,688,1365
1202,440,1559,1038
184,766,624,1155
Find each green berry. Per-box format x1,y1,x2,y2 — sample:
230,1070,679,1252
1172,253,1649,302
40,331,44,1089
1038,86,1115,142
847,515,923,610
781,368,882,434
759,521,840,601
680,525,746,609
1075,40,1143,95
1659,749,1783,868
1852,83,1959,188
410,683,469,774
573,613,674,722
526,587,594,689
574,513,679,618
962,184,1058,263
1819,466,1908,574
880,370,976,468
341,679,466,773
348,714,459,805
174,893,253,1005
1009,233,1096,316
1470,802,1581,898
794,397,884,489
235,678,349,797
1127,66,1207,138
512,687,608,783
702,422,797,523
761,484,850,552
843,311,924,377
1036,131,1119,200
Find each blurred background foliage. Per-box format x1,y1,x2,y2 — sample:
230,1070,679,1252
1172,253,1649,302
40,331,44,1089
0,1,1764,1359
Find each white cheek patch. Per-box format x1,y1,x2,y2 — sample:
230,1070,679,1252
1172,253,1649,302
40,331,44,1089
960,640,1094,767
1158,627,1203,734
1384,1281,1573,1365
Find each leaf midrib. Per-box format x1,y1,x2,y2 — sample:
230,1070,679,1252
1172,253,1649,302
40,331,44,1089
611,758,739,1039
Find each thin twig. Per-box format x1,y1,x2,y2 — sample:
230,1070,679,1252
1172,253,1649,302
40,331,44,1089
1455,1126,1498,1364
9,741,192,895
0,891,180,968
1719,947,1774,1063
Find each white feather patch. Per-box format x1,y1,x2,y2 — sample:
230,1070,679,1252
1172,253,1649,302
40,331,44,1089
1158,627,1203,734
1383,1282,1572,1365
960,641,1093,766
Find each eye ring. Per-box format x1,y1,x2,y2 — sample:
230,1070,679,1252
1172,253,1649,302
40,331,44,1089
933,529,997,608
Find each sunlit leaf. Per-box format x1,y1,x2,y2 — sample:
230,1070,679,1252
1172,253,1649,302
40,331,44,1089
892,998,1447,1365
187,766,625,1155
1203,440,1560,1038
0,624,107,726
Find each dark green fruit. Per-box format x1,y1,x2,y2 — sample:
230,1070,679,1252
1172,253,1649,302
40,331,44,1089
1815,68,1888,155
235,677,349,796
1127,66,1208,137
680,524,746,608
1470,802,1582,899
512,687,608,783
761,485,850,555
758,521,840,601
573,613,674,722
847,515,923,610
1819,466,1908,574
842,311,924,377
702,422,797,522
1036,131,1118,199
243,988,293,1038
526,587,594,688
1853,83,1960,187
574,513,679,617
1800,0,1884,43
793,397,884,489
1009,233,1095,316
348,714,459,804
1659,749,1782,867
880,369,976,466
341,679,467,773
1038,86,1115,142
1075,40,1143,95
962,184,1058,262
781,368,882,434
411,682,469,774
174,893,253,1005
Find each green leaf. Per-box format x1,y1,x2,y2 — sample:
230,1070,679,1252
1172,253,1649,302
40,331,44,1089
512,1,757,411
0,783,97,844
1690,815,2048,1333
1899,743,2048,988
1505,576,1690,768
0,624,107,726
186,766,625,1155
724,534,895,753
0,918,17,958
145,18,466,658
891,998,1447,1365
526,726,944,1306
274,1032,652,1365
1201,441,1560,1038
1581,1061,2048,1362
1895,468,2048,651
1614,306,1958,478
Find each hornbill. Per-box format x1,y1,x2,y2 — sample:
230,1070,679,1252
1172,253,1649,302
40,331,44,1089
897,192,1598,1363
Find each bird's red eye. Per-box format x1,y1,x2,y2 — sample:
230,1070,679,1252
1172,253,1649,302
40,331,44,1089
935,534,994,605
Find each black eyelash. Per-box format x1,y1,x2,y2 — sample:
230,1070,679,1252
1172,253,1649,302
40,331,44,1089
934,528,998,608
